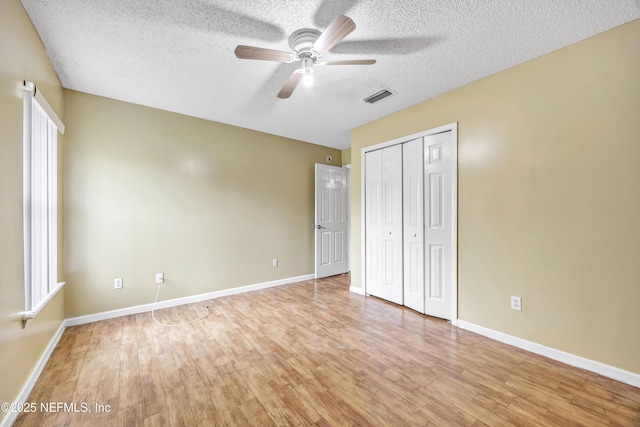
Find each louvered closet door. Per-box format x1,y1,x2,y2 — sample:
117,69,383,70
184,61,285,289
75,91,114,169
403,138,425,313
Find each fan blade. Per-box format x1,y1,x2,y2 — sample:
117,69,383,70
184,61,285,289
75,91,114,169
312,15,356,54
313,0,359,27
234,45,292,62
277,72,302,99
323,59,376,65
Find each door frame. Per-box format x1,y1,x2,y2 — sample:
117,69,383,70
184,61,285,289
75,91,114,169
344,164,351,273
360,122,458,325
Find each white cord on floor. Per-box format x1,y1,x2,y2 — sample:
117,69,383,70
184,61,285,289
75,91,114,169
151,282,210,327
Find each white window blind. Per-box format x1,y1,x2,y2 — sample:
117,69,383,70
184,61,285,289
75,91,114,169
23,81,65,325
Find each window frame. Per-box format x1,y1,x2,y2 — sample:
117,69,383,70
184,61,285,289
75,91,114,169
22,81,65,327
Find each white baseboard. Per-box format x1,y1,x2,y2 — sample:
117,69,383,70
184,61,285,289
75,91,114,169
456,320,640,389
1,322,66,427
349,285,365,295
65,274,314,327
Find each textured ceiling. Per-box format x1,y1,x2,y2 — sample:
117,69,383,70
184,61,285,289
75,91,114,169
20,0,640,149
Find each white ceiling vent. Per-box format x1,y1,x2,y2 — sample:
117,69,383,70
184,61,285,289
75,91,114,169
364,88,395,104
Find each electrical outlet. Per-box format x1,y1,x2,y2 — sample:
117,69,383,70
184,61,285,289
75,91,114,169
156,273,164,284
114,278,123,289
511,296,522,311
272,259,278,268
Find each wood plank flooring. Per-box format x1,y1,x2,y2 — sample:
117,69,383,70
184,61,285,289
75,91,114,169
14,274,640,426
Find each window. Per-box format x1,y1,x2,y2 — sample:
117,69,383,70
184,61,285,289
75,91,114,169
22,81,65,326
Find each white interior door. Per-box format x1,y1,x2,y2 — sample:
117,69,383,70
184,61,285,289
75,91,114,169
365,150,383,297
403,138,425,313
381,145,403,304
315,164,348,279
424,131,454,320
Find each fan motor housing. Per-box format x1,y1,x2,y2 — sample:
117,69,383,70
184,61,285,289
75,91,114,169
288,28,322,56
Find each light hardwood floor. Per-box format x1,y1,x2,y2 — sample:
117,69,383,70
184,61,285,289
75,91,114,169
15,274,640,426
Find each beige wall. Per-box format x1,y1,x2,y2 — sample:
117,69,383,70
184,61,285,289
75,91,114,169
63,90,340,318
0,0,65,421
351,20,640,374
341,148,351,166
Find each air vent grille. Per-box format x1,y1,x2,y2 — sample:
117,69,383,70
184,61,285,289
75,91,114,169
364,88,395,104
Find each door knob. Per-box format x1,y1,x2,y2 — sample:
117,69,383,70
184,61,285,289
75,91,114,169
317,225,326,230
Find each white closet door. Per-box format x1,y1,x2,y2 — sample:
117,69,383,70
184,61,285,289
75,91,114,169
365,149,383,298
403,138,425,313
424,131,454,320
381,144,403,304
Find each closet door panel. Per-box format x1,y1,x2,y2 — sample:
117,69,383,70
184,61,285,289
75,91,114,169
403,138,424,313
381,144,403,304
424,131,454,320
365,150,383,298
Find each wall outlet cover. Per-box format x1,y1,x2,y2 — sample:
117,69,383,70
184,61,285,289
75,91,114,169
511,296,522,311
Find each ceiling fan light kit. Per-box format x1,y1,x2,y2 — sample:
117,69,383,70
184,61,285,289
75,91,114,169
234,15,376,99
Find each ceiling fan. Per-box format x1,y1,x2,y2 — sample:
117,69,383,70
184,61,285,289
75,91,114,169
234,15,376,99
